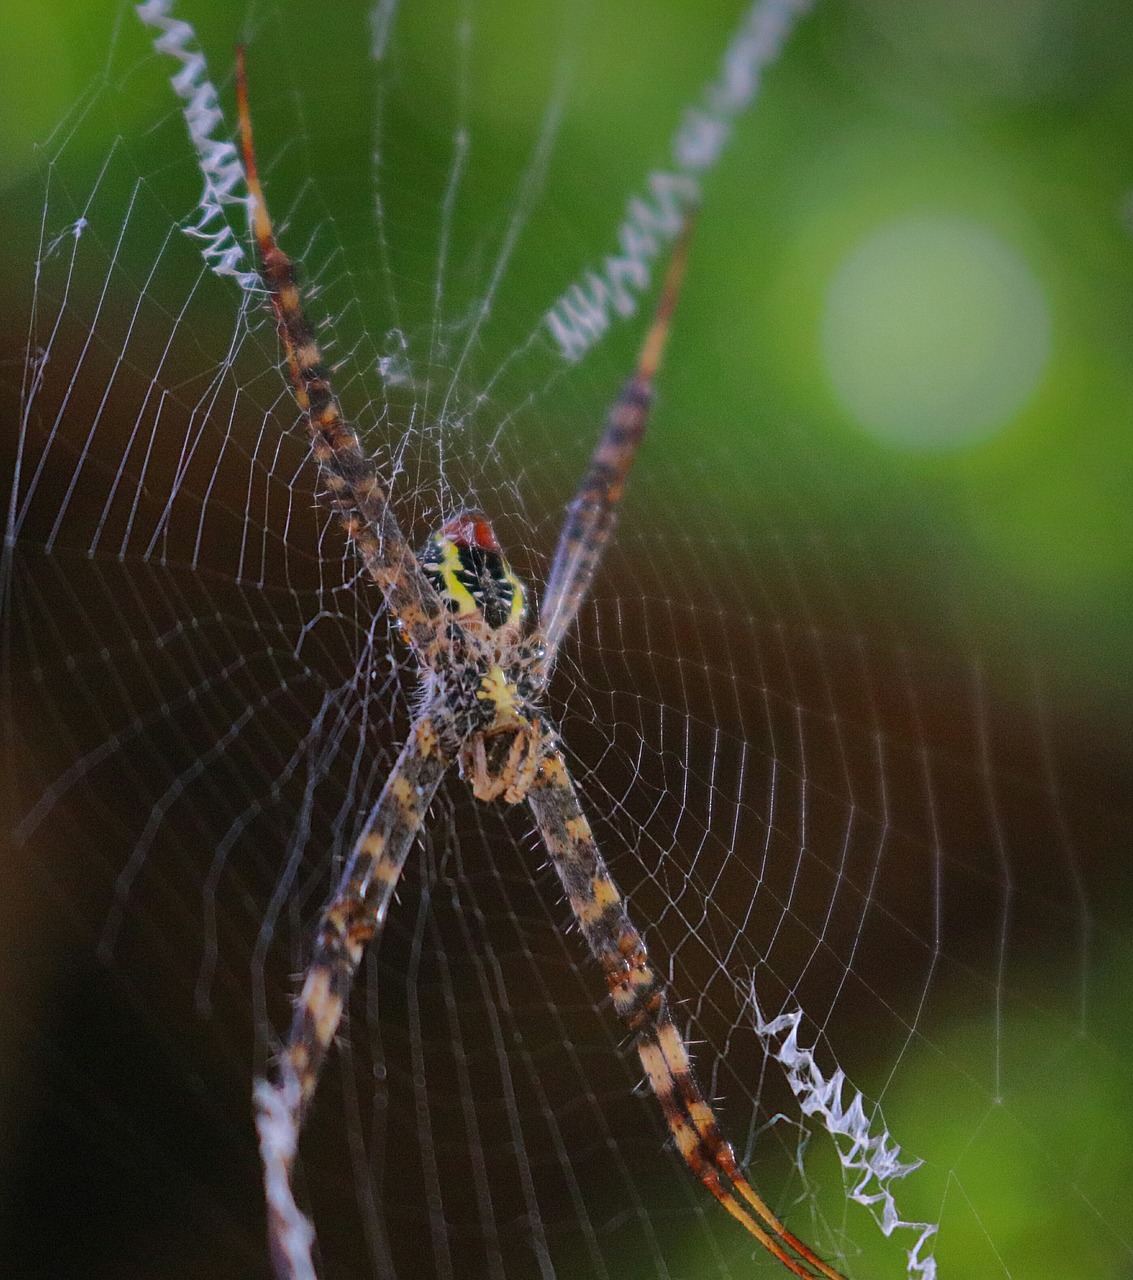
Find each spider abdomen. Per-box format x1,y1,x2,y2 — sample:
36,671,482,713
420,509,527,632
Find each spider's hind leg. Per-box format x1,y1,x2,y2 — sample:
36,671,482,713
527,746,846,1280
254,710,455,1280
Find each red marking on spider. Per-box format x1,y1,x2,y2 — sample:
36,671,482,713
437,510,502,553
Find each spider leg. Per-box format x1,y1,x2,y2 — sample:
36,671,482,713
235,48,443,654
528,747,847,1280
539,218,694,668
255,710,456,1280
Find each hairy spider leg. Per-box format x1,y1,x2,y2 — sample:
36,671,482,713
239,46,845,1279
235,48,443,653
255,712,455,1280
539,218,695,665
528,749,847,1280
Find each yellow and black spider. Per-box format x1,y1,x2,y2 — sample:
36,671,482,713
236,48,845,1280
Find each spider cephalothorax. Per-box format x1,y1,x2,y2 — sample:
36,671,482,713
238,46,845,1280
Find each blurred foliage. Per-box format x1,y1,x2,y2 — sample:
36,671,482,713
5,0,1130,709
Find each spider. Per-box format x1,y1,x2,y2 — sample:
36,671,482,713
236,48,846,1280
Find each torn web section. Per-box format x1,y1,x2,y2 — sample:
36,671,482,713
3,3,1128,1280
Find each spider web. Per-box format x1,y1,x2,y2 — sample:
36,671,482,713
2,3,1132,1279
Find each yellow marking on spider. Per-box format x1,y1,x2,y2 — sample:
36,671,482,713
671,1114,702,1160
391,774,418,809
658,1020,692,1072
572,875,619,926
432,536,479,617
477,665,520,716
611,987,641,1014
359,831,386,857
688,1099,719,1133
416,720,439,757
296,342,320,368
637,1038,674,1097
300,968,344,1049
538,754,569,787
611,965,656,1015
370,857,402,886
590,873,618,909
501,561,527,627
566,815,593,842
611,988,635,1015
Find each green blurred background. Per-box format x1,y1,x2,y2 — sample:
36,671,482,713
1,2,1131,1279
5,0,1132,701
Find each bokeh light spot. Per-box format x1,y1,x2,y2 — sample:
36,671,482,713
821,216,1051,450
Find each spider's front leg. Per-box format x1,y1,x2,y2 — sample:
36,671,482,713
539,218,694,669
527,747,847,1280
256,709,457,1280
235,49,444,653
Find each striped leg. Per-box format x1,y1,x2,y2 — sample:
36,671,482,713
235,50,443,653
527,749,846,1280
255,712,454,1280
539,220,694,665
